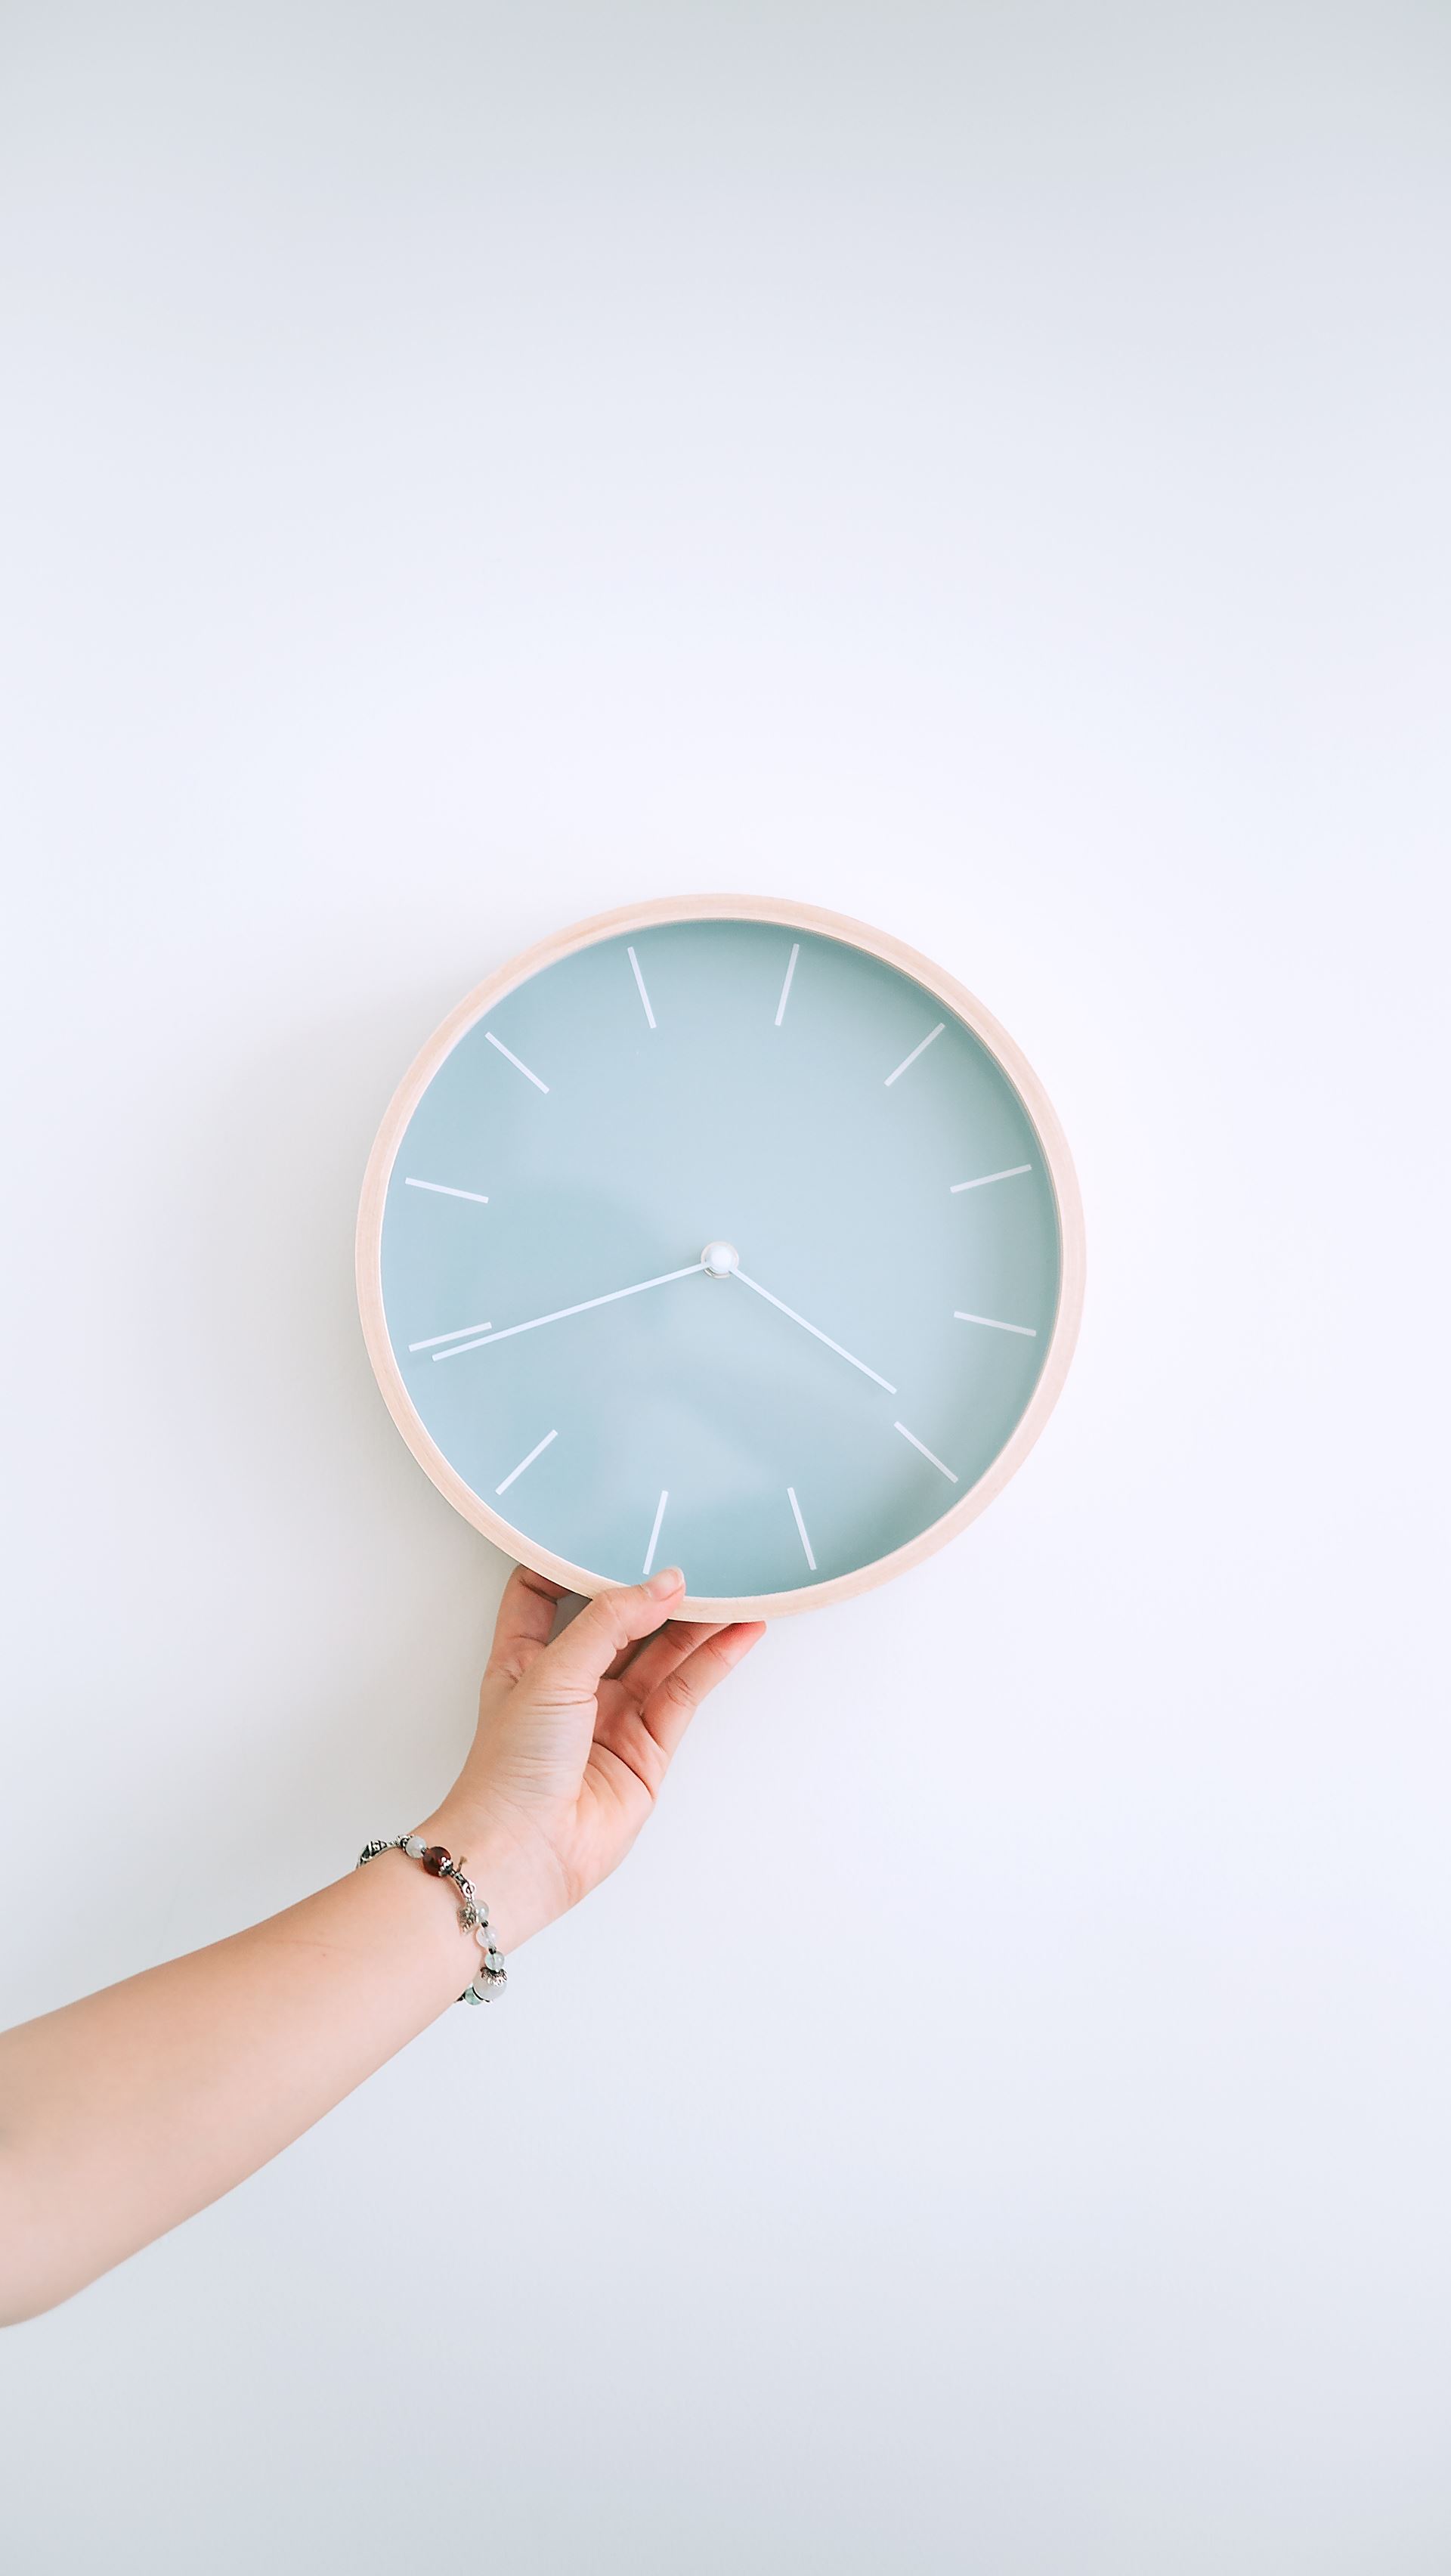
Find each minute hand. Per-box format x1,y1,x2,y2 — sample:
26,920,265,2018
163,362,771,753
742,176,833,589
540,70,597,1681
731,1269,896,1394
427,1261,704,1360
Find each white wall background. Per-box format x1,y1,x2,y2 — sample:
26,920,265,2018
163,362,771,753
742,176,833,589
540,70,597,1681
2,5,1447,2568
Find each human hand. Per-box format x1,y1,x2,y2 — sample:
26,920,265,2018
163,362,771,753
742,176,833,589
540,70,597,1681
422,1566,766,1951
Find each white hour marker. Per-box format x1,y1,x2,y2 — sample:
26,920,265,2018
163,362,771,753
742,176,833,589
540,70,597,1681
893,1420,958,1482
404,1177,490,1203
409,1319,492,1350
884,1023,945,1087
485,1030,549,1092
627,946,657,1029
949,1165,1031,1194
495,1429,558,1494
642,1488,670,1577
954,1311,1037,1336
787,1485,816,1571
774,942,800,1026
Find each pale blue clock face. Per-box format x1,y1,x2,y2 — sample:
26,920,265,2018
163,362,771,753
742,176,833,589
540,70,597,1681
379,920,1061,1599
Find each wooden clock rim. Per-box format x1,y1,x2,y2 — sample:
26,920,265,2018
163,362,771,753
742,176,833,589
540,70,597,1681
356,893,1086,1620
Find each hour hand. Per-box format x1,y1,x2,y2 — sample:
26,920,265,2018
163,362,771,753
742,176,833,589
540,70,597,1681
728,1259,896,1394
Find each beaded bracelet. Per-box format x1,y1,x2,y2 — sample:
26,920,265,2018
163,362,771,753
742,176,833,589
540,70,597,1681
357,1833,508,2005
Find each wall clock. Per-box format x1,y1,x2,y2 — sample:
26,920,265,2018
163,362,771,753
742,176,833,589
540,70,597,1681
357,896,1084,1619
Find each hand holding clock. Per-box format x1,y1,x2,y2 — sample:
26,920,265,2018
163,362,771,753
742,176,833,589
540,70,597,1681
422,1560,766,1950
0,910,1076,2324
0,1568,763,2322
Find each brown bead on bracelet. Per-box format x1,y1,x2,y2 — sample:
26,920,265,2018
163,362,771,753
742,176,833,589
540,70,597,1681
357,1834,507,2005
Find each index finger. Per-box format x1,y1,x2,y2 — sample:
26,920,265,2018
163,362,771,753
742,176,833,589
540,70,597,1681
486,1564,569,1683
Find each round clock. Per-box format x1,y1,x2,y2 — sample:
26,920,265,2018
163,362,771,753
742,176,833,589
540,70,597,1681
357,896,1084,1618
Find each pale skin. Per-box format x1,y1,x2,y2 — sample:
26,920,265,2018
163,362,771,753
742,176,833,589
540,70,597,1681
0,1564,764,2326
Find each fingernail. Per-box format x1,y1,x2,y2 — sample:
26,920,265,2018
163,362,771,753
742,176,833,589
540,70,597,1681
646,1565,685,1597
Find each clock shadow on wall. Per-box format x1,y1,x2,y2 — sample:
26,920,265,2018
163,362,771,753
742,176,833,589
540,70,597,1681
362,902,1082,1616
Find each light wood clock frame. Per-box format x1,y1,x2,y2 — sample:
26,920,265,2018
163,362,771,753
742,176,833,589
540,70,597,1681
357,894,1085,1619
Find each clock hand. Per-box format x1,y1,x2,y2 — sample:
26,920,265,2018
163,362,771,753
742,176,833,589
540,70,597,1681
730,1268,897,1394
424,1261,705,1361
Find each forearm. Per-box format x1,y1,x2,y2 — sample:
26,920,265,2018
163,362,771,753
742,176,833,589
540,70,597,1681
0,1566,749,2326
0,1803,529,2325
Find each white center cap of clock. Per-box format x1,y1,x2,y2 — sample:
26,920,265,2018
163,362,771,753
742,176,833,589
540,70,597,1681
701,1240,739,1278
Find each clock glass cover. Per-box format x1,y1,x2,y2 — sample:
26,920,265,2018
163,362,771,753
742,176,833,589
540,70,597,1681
370,915,1069,1606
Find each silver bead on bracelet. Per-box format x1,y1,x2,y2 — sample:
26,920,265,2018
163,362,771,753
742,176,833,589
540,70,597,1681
357,1834,508,2005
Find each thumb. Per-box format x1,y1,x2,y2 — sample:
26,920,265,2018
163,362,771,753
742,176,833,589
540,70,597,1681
533,1568,686,1701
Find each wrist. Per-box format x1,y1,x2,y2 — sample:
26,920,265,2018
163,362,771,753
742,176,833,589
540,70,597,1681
414,1794,563,1955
